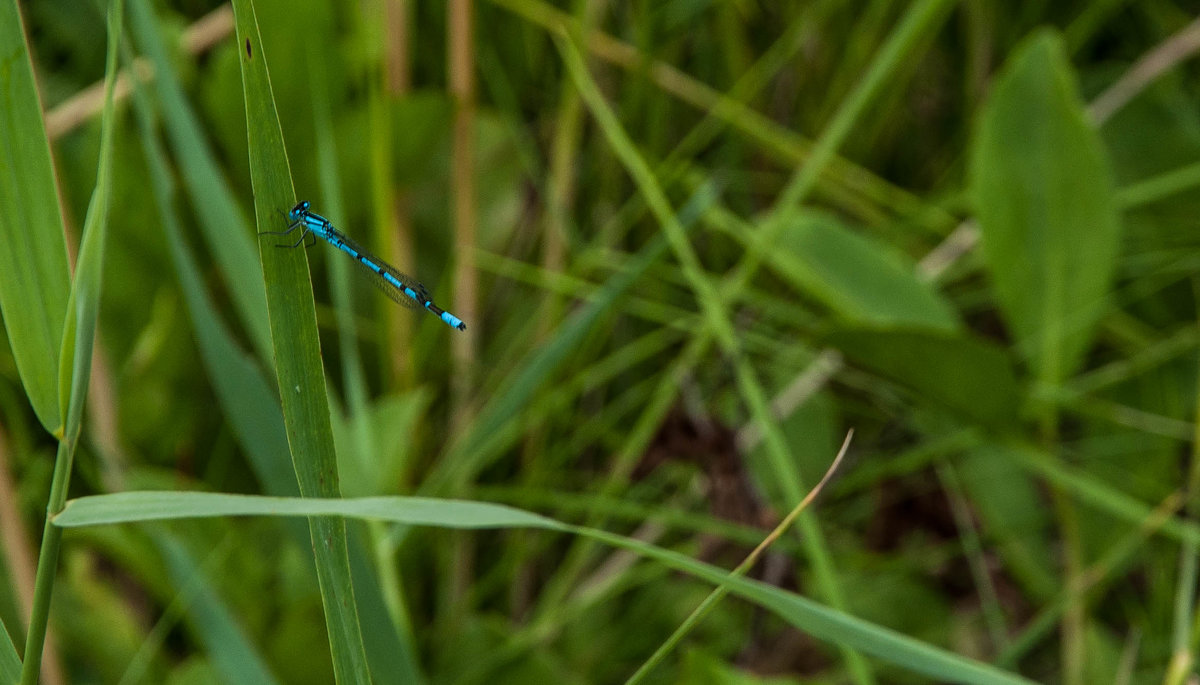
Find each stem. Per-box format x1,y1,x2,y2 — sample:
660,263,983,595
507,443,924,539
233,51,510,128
20,438,75,685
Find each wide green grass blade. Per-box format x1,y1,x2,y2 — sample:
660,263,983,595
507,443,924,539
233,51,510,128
970,29,1121,384
53,492,564,529
0,0,71,435
130,63,417,682
53,491,1033,684
229,1,369,682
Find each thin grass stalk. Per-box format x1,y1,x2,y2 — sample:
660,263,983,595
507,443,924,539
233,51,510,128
1163,323,1200,685
450,0,478,418
22,0,123,680
625,432,854,684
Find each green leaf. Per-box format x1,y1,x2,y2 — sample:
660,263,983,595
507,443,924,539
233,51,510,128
53,491,1033,685
0,0,71,434
970,30,1121,384
53,492,565,530
229,1,370,682
773,211,960,331
825,327,1020,430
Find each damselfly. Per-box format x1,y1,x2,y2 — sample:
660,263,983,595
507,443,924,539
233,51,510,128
263,200,466,331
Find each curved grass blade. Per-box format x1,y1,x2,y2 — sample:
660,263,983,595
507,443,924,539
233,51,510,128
53,492,564,529
54,490,1034,685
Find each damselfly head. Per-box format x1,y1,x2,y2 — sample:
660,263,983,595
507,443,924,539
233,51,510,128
288,200,311,221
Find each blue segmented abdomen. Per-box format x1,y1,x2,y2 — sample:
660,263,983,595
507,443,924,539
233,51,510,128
286,206,467,330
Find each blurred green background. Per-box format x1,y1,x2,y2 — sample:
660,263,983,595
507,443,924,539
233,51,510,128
3,0,1200,682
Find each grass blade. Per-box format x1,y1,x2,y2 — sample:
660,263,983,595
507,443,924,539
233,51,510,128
229,1,370,681
22,0,123,681
54,490,1034,685
0,0,71,435
53,492,564,529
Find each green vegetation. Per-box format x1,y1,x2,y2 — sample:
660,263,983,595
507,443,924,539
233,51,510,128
3,0,1200,682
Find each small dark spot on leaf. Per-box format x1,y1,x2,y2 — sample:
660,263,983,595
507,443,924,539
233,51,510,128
245,39,252,58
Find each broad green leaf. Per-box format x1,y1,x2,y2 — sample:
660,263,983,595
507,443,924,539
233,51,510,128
772,211,960,331
825,327,1020,430
230,0,369,681
970,30,1121,384
54,491,1033,685
0,0,71,434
